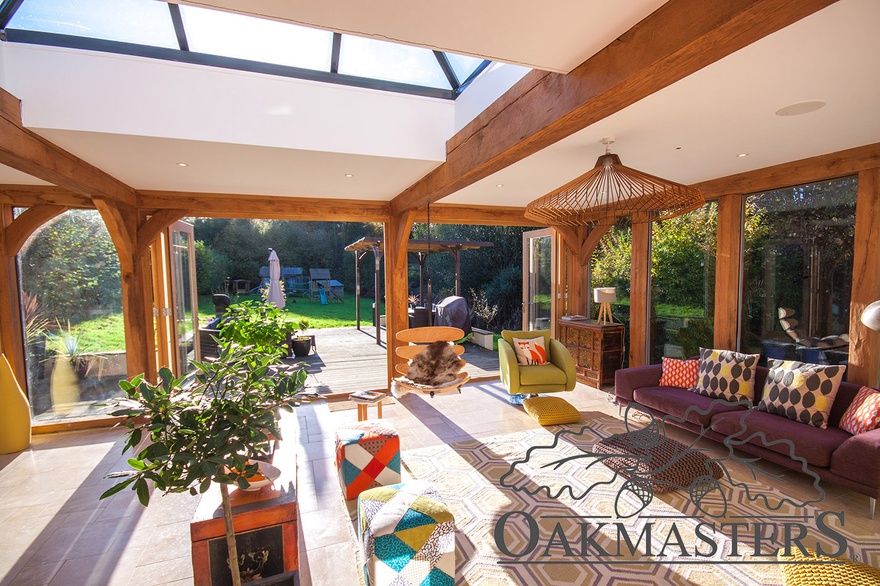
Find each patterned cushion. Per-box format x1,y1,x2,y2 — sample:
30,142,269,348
523,396,581,425
336,420,401,500
691,348,760,402
777,548,880,585
511,336,548,365
758,360,845,429
658,357,700,388
358,481,455,586
839,386,880,435
593,434,722,494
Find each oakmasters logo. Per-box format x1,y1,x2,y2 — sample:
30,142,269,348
493,402,853,568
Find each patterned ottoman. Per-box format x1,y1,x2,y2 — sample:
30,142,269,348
335,420,401,500
358,481,455,586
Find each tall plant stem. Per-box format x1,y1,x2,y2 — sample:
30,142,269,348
219,483,242,586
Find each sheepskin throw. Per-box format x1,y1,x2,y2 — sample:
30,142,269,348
406,341,465,386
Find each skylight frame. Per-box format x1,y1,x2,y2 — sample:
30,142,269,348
0,1,492,100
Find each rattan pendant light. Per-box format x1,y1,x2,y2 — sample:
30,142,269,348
525,139,704,226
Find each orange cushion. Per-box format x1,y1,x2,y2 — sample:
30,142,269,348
839,386,880,435
512,336,548,365
658,357,700,389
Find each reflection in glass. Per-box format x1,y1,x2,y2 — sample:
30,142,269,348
339,35,450,89
180,5,333,71
9,0,178,48
590,218,632,368
740,177,856,370
650,203,717,362
17,210,127,421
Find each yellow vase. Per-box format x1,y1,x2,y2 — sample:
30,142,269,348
0,353,31,454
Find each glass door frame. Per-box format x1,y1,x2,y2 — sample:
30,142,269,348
522,228,557,334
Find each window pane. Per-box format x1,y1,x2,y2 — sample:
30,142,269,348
339,35,450,89
590,218,632,368
18,210,127,422
650,202,717,363
445,52,485,84
8,0,178,48
740,177,856,371
180,5,332,71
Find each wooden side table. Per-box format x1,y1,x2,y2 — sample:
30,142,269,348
356,402,383,421
190,413,299,585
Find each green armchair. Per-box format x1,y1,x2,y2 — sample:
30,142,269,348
498,330,576,396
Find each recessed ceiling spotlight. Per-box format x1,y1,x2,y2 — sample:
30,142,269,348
737,153,749,158
177,162,188,167
344,173,354,178
496,184,504,188
775,100,826,117
675,146,682,150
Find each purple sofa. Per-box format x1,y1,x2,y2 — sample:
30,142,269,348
615,363,878,517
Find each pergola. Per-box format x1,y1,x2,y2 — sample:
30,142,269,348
344,237,493,343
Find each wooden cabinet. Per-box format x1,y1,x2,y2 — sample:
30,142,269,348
558,320,624,388
190,413,299,586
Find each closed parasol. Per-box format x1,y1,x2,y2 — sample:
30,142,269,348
267,249,285,309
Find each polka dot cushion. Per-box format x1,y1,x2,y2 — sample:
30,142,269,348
658,357,700,388
758,359,845,429
691,348,760,403
777,548,880,585
839,386,880,435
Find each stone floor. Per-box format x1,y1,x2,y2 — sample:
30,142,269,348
1,380,877,585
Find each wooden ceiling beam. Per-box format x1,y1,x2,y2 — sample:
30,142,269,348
390,0,838,216
693,142,880,198
0,89,137,207
412,204,542,226
0,185,94,208
138,191,390,222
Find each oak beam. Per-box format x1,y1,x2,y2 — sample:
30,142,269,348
138,191,389,222
694,142,880,198
391,0,837,215
0,185,94,209
414,204,542,227
384,211,414,388
0,90,137,207
848,168,880,387
5,204,68,257
136,209,190,256
713,195,744,350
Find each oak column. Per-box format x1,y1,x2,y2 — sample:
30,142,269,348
629,215,651,367
0,205,25,383
849,168,880,387
714,194,744,351
384,212,414,387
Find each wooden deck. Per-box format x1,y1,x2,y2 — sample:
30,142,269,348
290,326,500,397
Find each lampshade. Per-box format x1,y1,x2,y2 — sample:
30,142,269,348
861,300,880,332
524,140,704,227
593,287,617,303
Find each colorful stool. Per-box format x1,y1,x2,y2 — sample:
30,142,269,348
335,420,401,500
358,481,455,586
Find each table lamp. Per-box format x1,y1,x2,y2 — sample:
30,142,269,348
594,287,616,324
861,300,880,386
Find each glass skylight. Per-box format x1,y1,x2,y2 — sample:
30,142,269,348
2,0,492,98
8,0,178,48
339,35,451,90
179,5,333,72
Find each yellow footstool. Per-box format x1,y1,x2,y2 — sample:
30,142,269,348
523,396,581,425
778,548,880,585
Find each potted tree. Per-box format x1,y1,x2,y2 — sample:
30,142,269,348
289,318,314,358
218,300,291,358
101,342,316,586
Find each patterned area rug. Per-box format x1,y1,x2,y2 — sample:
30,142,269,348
400,414,880,585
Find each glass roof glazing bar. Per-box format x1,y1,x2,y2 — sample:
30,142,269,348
330,32,341,74
0,0,25,29
167,3,188,52
433,50,459,91
3,28,457,99
456,59,491,94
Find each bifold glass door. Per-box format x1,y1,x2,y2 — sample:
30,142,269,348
522,228,555,331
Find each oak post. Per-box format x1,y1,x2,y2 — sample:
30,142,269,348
849,168,880,387
384,212,414,388
0,205,26,384
630,215,651,366
713,194,744,350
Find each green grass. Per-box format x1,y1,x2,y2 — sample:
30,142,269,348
198,294,385,329
653,303,707,318
62,313,127,353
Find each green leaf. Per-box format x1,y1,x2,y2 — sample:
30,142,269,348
127,458,146,471
135,478,150,506
99,478,135,500
140,381,155,402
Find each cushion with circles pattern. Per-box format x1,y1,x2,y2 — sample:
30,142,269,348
758,359,845,429
691,348,760,403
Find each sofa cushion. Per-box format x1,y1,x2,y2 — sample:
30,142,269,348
658,357,700,389
633,386,747,427
838,386,880,435
512,336,548,365
519,363,567,386
829,429,880,489
692,348,760,403
709,409,851,468
758,360,845,429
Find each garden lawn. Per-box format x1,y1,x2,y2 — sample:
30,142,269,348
198,294,384,329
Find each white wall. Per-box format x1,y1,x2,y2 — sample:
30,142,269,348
453,62,530,133
1,43,454,162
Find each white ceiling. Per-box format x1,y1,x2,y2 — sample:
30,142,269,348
1,0,878,209
174,0,669,73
